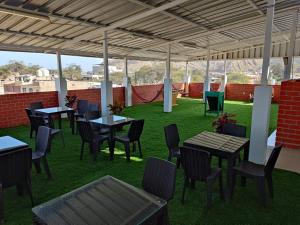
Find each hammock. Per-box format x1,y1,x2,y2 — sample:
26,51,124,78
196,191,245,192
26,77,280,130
132,86,164,103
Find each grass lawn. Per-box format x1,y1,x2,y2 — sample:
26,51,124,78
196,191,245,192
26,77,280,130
1,98,300,225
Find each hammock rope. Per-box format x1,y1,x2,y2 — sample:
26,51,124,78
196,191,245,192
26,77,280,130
132,85,164,103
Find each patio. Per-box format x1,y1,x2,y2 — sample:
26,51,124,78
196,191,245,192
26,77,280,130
1,98,299,225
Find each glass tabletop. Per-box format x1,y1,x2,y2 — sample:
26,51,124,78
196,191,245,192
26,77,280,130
35,107,74,114
90,115,134,126
0,136,28,153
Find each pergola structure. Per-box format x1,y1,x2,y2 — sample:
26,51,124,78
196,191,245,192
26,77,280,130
0,0,300,164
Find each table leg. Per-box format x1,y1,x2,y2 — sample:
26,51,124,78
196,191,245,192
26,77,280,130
58,114,62,129
70,112,75,135
241,143,250,186
226,156,235,202
108,128,115,161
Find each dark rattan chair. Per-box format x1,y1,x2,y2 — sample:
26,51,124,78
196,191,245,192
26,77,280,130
30,101,43,110
77,120,109,161
232,145,282,206
142,157,176,225
219,123,247,167
0,147,33,222
180,146,223,208
29,115,64,149
25,108,35,138
84,111,110,135
164,124,181,168
115,119,144,161
75,99,89,119
32,126,52,179
88,103,99,112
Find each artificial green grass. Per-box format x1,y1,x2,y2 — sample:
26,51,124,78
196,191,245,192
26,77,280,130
1,98,300,225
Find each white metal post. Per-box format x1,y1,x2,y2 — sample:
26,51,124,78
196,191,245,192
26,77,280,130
164,44,172,112
249,0,275,165
123,57,132,107
285,10,299,80
183,61,191,94
55,51,67,107
261,0,275,85
220,57,227,93
101,31,113,116
203,47,211,100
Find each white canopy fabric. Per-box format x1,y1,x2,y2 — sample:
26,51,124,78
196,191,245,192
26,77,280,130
0,0,299,61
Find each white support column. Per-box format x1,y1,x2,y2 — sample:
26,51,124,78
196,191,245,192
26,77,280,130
123,57,132,107
203,47,211,100
183,61,191,94
55,51,67,107
249,0,275,165
220,58,227,93
164,44,172,112
283,56,289,79
285,10,299,80
101,31,113,116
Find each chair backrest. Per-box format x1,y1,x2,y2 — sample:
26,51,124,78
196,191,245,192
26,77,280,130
84,111,100,121
164,124,180,152
180,146,211,181
265,145,282,175
25,108,33,124
0,147,32,188
77,100,89,114
29,115,47,131
30,101,43,110
36,126,51,155
142,157,176,202
77,120,94,142
128,119,144,141
88,103,99,112
222,123,246,137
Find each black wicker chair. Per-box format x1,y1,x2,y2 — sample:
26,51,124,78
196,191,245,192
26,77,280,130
77,120,109,161
84,111,110,135
29,115,64,149
180,146,223,208
25,108,35,138
142,157,176,225
88,103,99,112
114,119,144,161
32,126,52,179
0,147,33,222
164,124,181,168
232,145,282,206
30,101,43,111
75,100,89,119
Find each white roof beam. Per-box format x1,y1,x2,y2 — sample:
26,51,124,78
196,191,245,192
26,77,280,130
246,0,289,40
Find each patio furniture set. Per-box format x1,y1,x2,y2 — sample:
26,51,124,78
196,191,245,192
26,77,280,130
0,100,282,224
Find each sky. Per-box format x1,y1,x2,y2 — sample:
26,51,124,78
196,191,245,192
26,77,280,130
0,51,103,72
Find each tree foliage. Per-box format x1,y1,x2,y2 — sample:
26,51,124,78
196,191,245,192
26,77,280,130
227,72,251,84
270,63,283,81
62,64,82,80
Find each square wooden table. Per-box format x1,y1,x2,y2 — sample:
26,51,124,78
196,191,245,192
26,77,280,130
90,115,134,160
35,107,75,134
183,131,250,201
32,175,167,225
0,136,28,154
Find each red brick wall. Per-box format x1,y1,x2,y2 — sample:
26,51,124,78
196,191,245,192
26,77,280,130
189,83,281,103
0,91,58,128
188,83,220,98
67,87,125,107
276,80,300,149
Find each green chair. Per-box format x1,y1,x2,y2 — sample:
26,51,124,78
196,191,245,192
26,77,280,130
204,91,224,116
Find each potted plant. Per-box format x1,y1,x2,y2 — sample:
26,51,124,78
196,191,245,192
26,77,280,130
108,101,124,115
212,113,236,133
65,95,77,108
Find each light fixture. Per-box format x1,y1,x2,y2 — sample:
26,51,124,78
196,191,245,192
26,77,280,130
0,7,50,21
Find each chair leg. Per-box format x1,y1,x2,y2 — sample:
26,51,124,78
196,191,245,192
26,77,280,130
0,183,3,224
219,171,224,200
167,153,172,161
124,142,131,162
33,160,41,174
176,157,180,169
241,176,247,187
266,175,274,198
218,157,222,168
132,142,136,152
137,140,143,158
231,171,236,200
207,181,213,208
25,178,34,207
80,141,84,160
256,177,266,207
181,178,188,204
42,157,52,179
60,131,65,148
16,183,24,196
30,127,33,139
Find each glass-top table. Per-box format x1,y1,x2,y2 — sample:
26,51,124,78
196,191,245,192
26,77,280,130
32,175,167,225
35,107,75,134
0,136,28,153
90,115,134,160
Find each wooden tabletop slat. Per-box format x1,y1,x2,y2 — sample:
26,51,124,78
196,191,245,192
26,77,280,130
184,131,249,154
32,176,166,225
